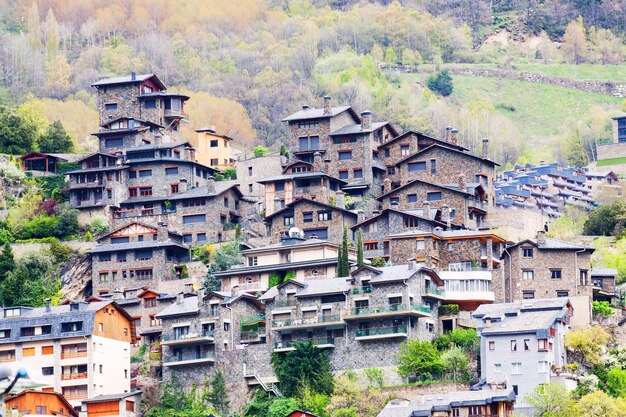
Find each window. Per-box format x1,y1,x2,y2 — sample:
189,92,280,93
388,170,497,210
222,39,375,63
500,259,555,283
183,234,192,243
304,228,328,239
139,169,152,177
430,159,436,174
338,151,352,160
350,168,363,180
99,365,103,373
538,361,549,373
318,211,331,221
135,249,153,260
36,406,47,415
197,233,207,242
99,253,111,262
111,236,129,244
390,197,400,205
21,327,35,337
339,170,349,180
42,346,53,355
248,166,253,177
407,194,418,203
224,323,230,331
488,341,495,350
275,182,285,191
400,145,410,156
408,162,426,172
210,158,219,166
210,140,219,148
99,272,109,282
23,347,35,356
135,269,153,280
550,269,562,279
364,242,378,251
556,290,569,297
105,138,123,148
105,103,117,111
511,362,522,375
165,167,178,175
384,149,390,157
522,290,535,299
61,322,83,332
426,192,442,201
145,99,156,109
511,340,517,351
580,270,588,286
283,216,294,226
524,339,530,351
42,367,54,376
248,257,258,267
522,248,534,258
303,212,313,222
494,363,502,373
183,214,206,224
416,240,425,250
522,270,534,280
447,243,454,251
404,216,418,228
117,252,127,262
224,197,229,207
538,338,548,351
248,184,253,193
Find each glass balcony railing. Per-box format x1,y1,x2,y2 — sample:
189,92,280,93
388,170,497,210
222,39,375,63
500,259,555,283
272,314,341,328
273,337,335,350
350,304,431,316
424,287,445,296
355,325,407,338
161,330,213,342
163,351,214,363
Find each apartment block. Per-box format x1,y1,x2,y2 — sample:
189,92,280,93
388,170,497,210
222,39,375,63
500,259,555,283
0,301,135,407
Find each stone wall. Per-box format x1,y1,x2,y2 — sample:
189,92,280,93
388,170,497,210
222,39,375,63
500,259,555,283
597,142,626,161
235,155,284,206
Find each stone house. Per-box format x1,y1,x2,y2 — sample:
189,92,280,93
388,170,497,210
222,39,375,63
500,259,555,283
261,263,443,372
214,234,355,292
89,222,190,295
195,127,236,169
590,268,617,302
259,159,347,216
235,154,285,209
377,179,487,228
473,298,571,409
377,129,469,168
264,196,358,243
350,207,449,260
19,151,81,175
500,231,594,307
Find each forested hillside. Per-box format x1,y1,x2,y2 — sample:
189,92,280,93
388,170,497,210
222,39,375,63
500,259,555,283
0,0,625,168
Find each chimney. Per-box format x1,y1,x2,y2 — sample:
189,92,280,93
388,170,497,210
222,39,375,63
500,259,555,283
45,299,51,313
361,111,372,130
536,230,546,245
390,200,399,210
425,256,432,268
310,233,318,240
131,71,136,81
207,176,215,194
441,204,451,228
357,210,365,223
157,222,168,241
198,288,205,307
383,178,391,194
313,152,324,172
179,177,188,193
408,260,416,271
176,292,184,304
457,173,467,193
450,128,459,145
445,126,452,142
231,285,240,298
423,200,430,218
482,138,489,159
335,190,345,209
302,104,310,110
323,96,331,115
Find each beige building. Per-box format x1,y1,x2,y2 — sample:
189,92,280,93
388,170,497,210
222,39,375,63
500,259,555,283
0,301,135,407
195,128,235,169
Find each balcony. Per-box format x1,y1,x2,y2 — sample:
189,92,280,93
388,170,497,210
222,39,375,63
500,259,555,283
164,109,188,119
440,270,495,303
161,331,214,346
163,351,215,367
274,300,297,308
69,180,103,190
64,393,88,401
0,356,15,363
352,287,372,295
273,337,336,352
272,314,343,331
344,304,431,321
114,207,176,219
240,331,265,343
61,372,88,381
355,325,408,341
423,286,445,299
61,351,87,359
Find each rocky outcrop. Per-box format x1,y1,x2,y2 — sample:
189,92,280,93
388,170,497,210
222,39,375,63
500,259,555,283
60,252,92,300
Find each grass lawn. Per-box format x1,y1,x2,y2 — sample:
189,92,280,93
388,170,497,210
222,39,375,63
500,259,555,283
400,73,623,138
596,156,626,167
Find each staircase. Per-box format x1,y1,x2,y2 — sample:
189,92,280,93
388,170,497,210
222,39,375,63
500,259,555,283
244,373,283,397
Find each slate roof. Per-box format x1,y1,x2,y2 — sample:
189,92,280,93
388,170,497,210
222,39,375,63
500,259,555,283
81,392,140,403
377,178,472,201
294,278,351,297
264,198,358,221
90,240,188,254
242,237,338,253
64,165,128,175
257,171,347,185
591,268,618,277
329,122,390,136
213,258,341,278
125,140,191,152
155,296,200,318
387,229,505,242
119,183,240,205
92,73,164,88
506,237,593,252
376,130,469,151
394,143,499,167
282,106,356,122
350,208,445,230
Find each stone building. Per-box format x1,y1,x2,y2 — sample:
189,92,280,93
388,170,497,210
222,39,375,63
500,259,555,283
214,233,355,292
0,301,135,407
235,154,285,208
350,207,449,260
590,268,617,302
264,196,358,243
500,231,594,307
18,152,81,175
377,179,487,228
89,222,190,295
261,262,443,374
596,115,626,161
282,98,397,198
473,298,571,410
195,128,236,169
377,129,469,168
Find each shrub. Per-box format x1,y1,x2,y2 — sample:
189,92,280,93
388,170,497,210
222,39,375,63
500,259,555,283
223,167,237,179
433,328,479,352
427,70,453,96
438,304,460,316
49,239,71,264
370,257,386,267
19,215,60,239
396,340,443,377
267,398,300,417
253,146,269,158
89,216,109,236
364,367,384,388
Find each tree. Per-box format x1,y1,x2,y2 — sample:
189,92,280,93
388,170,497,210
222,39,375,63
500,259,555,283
562,18,588,65
370,257,385,267
584,201,626,236
206,369,229,414
441,347,469,381
0,252,61,307
356,229,364,268
271,341,334,397
54,204,79,238
337,227,350,277
396,340,443,378
592,301,614,322
326,374,387,417
0,242,15,283
363,368,384,388
575,390,626,416
427,70,453,97
89,216,109,236
606,367,626,398
0,106,38,154
146,373,217,417
384,47,397,64
524,384,574,417
267,398,300,417
433,328,479,352
253,146,269,158
39,121,74,153
564,326,610,366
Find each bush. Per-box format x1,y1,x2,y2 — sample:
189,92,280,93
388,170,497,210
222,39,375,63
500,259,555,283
427,70,453,96
370,257,386,267
396,340,443,378
253,146,269,158
438,304,460,316
89,216,109,236
267,398,300,417
223,167,237,179
49,239,71,264
583,201,626,236
364,367,384,388
131,344,148,363
20,215,60,239
433,328,479,352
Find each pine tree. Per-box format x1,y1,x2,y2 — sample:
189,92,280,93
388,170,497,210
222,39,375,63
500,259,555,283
338,227,350,277
207,369,229,414
0,243,15,283
357,229,364,268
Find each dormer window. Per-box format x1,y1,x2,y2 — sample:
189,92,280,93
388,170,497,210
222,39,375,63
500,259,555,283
4,308,20,318
143,85,153,93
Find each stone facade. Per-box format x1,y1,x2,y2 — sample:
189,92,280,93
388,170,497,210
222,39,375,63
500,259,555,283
501,231,594,304
235,155,285,207
265,198,357,243
597,142,626,161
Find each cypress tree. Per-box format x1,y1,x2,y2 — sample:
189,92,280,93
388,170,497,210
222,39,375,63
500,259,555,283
357,229,364,268
338,227,350,277
0,242,15,283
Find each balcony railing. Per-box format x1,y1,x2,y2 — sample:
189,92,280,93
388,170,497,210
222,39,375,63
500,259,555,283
274,300,297,308
0,357,15,363
61,372,88,381
352,287,372,294
64,393,88,401
240,331,265,342
424,287,445,297
161,330,213,342
350,304,430,316
61,351,87,359
69,180,103,189
272,314,342,328
240,314,266,327
355,325,407,338
163,351,214,363
114,207,176,219
274,337,335,350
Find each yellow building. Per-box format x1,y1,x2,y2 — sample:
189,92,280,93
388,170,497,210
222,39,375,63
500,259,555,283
195,128,235,169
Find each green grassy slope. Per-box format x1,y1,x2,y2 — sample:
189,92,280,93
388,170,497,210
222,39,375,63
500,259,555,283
400,72,623,138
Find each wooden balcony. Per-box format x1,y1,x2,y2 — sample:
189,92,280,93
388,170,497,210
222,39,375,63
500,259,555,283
63,393,88,401
0,357,15,363
61,372,88,381
61,351,87,359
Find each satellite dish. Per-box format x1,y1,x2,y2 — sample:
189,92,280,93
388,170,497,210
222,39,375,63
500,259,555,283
288,227,303,238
